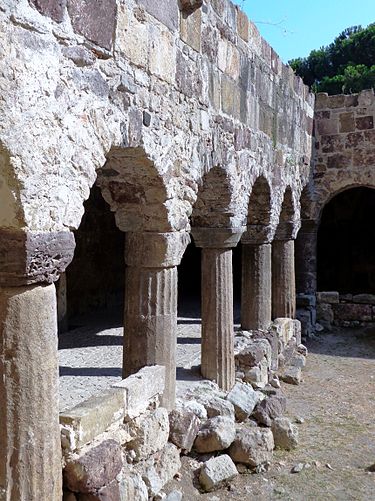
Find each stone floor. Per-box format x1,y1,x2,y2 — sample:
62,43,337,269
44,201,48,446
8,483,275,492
165,325,375,500
58,302,209,412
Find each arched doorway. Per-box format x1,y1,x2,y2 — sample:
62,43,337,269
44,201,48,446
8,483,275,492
318,187,375,294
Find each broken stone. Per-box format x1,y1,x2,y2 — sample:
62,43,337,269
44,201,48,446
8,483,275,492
199,455,238,492
168,409,200,453
235,339,272,368
62,46,96,67
119,472,148,501
291,463,305,473
270,375,281,389
226,382,262,421
290,354,306,368
203,396,236,419
229,428,274,467
271,417,299,450
194,416,236,453
176,398,207,420
252,393,287,427
317,291,339,304
280,366,302,385
127,407,169,461
138,443,181,497
63,440,122,493
165,491,183,501
297,344,308,356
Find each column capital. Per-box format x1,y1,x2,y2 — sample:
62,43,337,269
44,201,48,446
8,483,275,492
125,231,190,268
241,224,273,245
192,227,245,249
0,229,75,287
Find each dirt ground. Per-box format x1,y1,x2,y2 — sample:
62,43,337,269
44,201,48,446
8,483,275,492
165,325,375,501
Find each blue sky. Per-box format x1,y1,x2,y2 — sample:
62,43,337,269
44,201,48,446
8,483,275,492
235,0,375,63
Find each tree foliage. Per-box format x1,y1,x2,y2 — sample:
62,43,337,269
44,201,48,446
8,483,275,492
289,23,375,94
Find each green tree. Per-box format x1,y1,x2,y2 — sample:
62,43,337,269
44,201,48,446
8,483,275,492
290,23,375,94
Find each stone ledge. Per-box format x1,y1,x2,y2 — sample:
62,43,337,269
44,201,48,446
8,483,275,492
60,365,165,453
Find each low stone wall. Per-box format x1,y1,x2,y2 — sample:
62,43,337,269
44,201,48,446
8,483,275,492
316,292,375,330
60,319,306,500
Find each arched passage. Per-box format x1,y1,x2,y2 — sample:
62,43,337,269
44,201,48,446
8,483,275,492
318,187,375,294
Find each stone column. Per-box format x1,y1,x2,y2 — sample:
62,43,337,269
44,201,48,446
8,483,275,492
0,285,62,501
192,227,244,391
241,241,272,331
124,232,189,410
0,229,75,501
272,239,296,319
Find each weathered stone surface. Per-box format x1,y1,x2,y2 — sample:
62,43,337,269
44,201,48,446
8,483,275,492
30,0,66,22
290,354,306,369
0,285,62,500
169,409,200,453
352,294,375,305
165,491,183,501
281,366,302,385
179,0,203,14
119,472,148,501
252,393,287,427
78,480,121,501
62,46,96,67
317,291,339,304
138,0,179,31
227,382,262,421
199,455,238,492
271,417,299,450
127,408,169,461
235,339,272,368
113,365,165,420
67,0,117,50
203,396,236,420
0,229,75,286
60,388,125,453
229,428,274,466
194,416,236,453
138,443,181,497
333,303,373,322
64,440,122,493
176,399,208,420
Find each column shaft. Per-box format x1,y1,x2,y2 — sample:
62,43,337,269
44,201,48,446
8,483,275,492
124,266,177,409
0,284,62,501
241,243,272,330
272,240,296,319
201,248,234,391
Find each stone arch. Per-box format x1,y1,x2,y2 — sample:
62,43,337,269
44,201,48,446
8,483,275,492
274,186,298,240
243,175,273,244
191,165,246,230
96,146,174,233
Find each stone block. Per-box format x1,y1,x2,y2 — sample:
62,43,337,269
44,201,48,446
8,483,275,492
235,338,272,368
290,354,306,368
30,0,66,22
138,0,179,31
236,7,249,41
352,294,375,305
180,8,201,52
316,119,338,135
226,382,262,422
194,416,236,453
327,153,352,169
138,443,181,497
79,480,120,501
67,0,117,50
332,303,372,322
317,291,339,304
280,366,301,385
63,440,122,493
149,26,176,83
119,472,148,501
113,365,165,420
168,409,200,453
296,294,316,307
339,112,355,132
127,407,169,461
202,396,235,419
229,428,274,467
60,388,125,452
356,116,374,130
271,417,299,450
316,303,334,330
252,393,287,427
116,6,149,68
166,491,183,501
272,318,295,346
199,455,238,492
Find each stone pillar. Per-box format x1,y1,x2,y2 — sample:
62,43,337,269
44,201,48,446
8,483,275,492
272,239,296,319
241,242,272,331
0,284,62,501
56,271,68,333
295,219,318,295
0,229,75,501
124,232,189,410
192,227,244,391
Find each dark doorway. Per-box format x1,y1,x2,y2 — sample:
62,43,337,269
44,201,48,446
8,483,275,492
317,187,375,294
178,242,201,320
65,184,125,328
